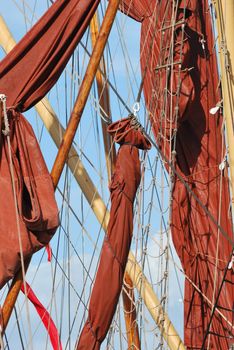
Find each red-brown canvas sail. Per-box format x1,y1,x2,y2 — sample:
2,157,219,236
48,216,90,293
0,109,59,288
77,117,151,350
0,0,100,111
120,0,234,348
0,0,101,288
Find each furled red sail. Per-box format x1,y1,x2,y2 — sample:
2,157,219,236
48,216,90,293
120,1,234,349
0,0,101,288
0,110,59,288
0,0,100,111
77,117,151,350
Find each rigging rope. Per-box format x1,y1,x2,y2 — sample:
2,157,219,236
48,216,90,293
3,1,233,348
0,94,34,347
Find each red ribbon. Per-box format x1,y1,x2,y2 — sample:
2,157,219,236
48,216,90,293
46,244,52,262
21,282,62,350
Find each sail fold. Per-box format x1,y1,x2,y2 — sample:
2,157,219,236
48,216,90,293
120,0,234,349
0,0,101,288
76,117,151,350
0,0,100,111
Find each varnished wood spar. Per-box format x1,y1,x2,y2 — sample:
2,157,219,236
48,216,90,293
127,253,186,350
90,13,140,349
213,0,234,206
122,273,141,349
90,12,116,181
51,0,120,188
1,259,30,332
0,15,186,350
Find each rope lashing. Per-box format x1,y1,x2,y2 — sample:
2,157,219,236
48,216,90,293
129,112,144,132
0,94,10,136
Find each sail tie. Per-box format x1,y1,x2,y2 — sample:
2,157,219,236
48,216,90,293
0,94,10,136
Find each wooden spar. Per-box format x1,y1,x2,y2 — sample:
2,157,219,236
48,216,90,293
213,0,234,207
0,14,186,350
122,273,141,349
127,253,185,350
90,12,116,181
90,12,141,350
1,259,30,332
0,17,14,53
50,0,120,188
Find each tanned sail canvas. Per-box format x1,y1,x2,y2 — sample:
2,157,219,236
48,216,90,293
0,1,233,349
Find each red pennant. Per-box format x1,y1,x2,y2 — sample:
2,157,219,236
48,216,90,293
21,282,62,350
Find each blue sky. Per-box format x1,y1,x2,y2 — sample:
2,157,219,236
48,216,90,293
0,1,184,349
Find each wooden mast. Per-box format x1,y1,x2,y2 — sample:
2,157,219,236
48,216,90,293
90,12,116,180
50,0,120,188
0,11,186,350
90,12,141,349
213,0,234,205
